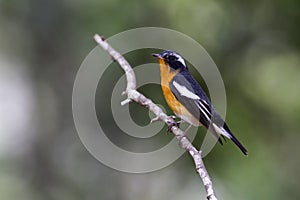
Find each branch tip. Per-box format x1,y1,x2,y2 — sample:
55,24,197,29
150,116,159,124
93,34,101,42
121,98,132,106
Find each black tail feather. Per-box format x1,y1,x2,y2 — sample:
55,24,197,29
230,133,248,155
209,122,247,155
217,135,227,145
214,122,248,155
221,135,227,143
223,124,248,155
218,137,223,145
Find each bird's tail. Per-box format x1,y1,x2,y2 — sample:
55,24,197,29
211,123,248,155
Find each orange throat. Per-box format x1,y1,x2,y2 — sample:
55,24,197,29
158,58,201,126
158,59,181,115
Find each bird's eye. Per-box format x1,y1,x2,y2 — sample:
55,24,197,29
167,55,177,61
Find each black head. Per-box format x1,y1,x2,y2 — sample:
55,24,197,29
152,50,187,71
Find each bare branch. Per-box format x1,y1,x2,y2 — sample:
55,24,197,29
94,34,218,200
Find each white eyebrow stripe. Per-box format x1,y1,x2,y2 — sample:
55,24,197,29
173,81,200,100
176,56,186,67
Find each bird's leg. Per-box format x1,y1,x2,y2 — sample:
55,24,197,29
167,115,182,133
183,124,192,135
171,115,182,126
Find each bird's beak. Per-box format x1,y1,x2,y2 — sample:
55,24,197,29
152,53,162,59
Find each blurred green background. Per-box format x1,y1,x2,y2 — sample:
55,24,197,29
1,0,300,199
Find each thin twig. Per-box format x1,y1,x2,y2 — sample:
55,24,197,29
94,34,218,200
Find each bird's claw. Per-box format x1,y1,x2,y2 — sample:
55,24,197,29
167,118,181,133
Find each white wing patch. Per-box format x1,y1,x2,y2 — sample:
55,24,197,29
173,81,200,100
176,55,186,67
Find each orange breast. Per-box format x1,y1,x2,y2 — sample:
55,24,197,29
158,59,181,114
158,59,200,126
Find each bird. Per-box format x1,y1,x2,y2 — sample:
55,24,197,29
152,50,248,155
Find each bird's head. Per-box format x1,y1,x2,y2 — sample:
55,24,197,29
152,50,187,71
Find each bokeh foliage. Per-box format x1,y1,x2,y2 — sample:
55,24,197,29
0,0,300,199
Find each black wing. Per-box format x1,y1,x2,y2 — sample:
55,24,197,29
169,73,223,143
170,73,248,155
